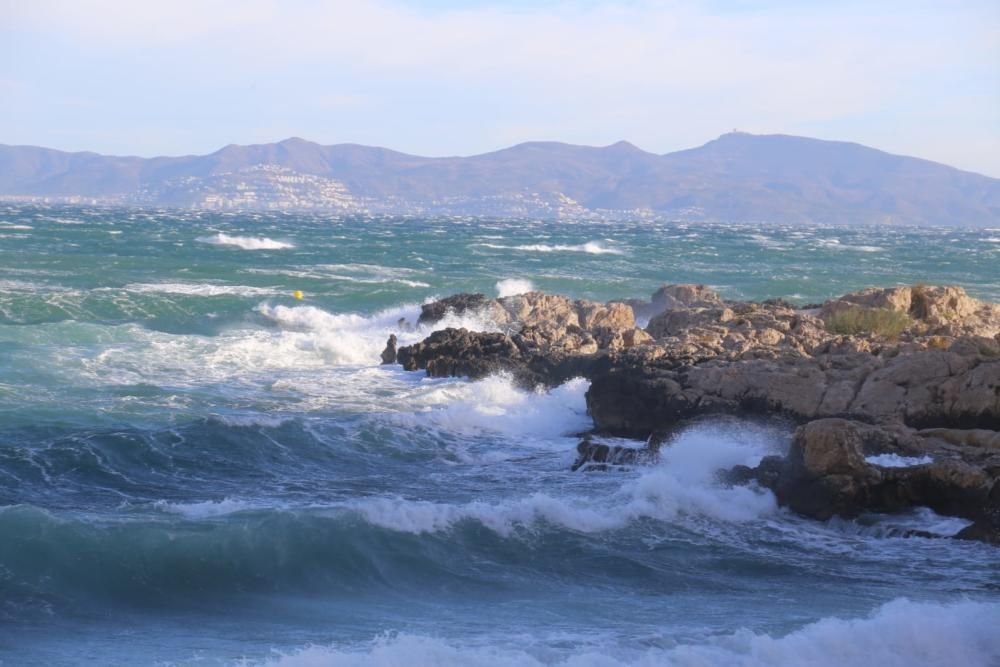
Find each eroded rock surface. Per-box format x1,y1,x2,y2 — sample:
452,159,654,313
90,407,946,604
391,283,1000,542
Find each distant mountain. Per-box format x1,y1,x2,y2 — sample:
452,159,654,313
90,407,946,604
1,132,998,226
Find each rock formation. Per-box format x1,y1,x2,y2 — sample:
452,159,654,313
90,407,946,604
391,283,1000,543
380,334,398,365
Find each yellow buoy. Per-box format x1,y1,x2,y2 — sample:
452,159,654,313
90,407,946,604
292,290,304,300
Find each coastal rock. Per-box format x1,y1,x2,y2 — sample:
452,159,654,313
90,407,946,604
627,283,723,321
380,334,398,365
404,292,640,369
398,284,1000,543
821,285,1000,338
571,435,661,471
586,345,1000,432
396,328,533,383
758,418,997,522
774,419,879,519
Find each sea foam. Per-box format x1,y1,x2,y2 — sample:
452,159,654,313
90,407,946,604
256,598,1000,667
495,278,535,297
197,232,294,250
865,453,933,468
478,241,624,255
350,421,780,536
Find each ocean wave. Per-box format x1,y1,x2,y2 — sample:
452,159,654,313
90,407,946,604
244,264,431,288
123,282,282,297
153,497,258,518
816,239,884,252
253,598,1000,667
197,233,295,250
476,241,624,255
495,278,534,297
352,421,780,536
395,375,590,442
254,301,502,366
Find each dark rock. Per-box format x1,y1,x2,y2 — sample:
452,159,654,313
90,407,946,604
396,328,539,386
774,419,879,519
380,334,398,365
723,455,783,489
394,285,1000,544
955,505,1000,544
571,435,661,471
766,418,996,524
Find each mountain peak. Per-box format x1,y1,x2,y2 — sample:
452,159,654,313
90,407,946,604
605,140,643,152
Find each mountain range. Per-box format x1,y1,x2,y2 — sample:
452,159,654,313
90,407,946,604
1,132,998,226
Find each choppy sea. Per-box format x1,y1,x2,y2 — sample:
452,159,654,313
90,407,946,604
1,205,998,666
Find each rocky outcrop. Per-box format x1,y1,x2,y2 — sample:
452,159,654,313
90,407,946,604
586,340,1000,436
821,285,1000,338
757,419,998,523
397,328,532,383
380,334,398,365
571,435,663,471
398,291,649,377
390,283,1000,543
628,283,723,321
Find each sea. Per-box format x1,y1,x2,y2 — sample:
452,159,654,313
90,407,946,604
1,205,998,666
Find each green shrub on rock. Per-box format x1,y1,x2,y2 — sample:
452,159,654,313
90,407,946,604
824,306,912,339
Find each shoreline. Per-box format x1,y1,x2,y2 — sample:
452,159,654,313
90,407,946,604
385,283,1000,544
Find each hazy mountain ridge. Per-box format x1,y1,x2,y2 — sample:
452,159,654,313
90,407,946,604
2,132,998,225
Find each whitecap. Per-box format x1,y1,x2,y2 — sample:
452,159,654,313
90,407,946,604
254,598,1000,667
495,278,534,297
477,241,624,255
397,375,590,441
124,282,281,297
197,232,294,250
153,497,256,518
350,421,781,536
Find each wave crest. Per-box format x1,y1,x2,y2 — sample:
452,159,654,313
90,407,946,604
255,598,1000,667
197,233,294,250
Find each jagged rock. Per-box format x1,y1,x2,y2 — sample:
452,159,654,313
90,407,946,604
628,283,723,320
773,419,879,519
647,307,735,339
396,328,536,385
586,345,1000,433
571,435,661,471
380,334,397,365
498,292,580,330
762,419,996,523
723,455,783,489
398,285,1000,543
577,301,635,332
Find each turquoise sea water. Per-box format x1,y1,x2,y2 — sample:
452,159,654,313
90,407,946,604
1,205,998,666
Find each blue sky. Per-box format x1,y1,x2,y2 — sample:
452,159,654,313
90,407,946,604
2,0,998,176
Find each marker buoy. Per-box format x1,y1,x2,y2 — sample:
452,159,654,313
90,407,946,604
292,290,304,300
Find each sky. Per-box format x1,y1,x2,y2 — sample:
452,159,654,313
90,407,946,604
2,0,998,176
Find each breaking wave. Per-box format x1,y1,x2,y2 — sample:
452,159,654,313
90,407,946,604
197,233,295,250
255,598,1000,667
477,241,624,255
352,421,780,536
495,278,535,297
